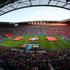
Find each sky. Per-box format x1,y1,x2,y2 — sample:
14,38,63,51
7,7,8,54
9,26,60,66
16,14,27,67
0,6,70,22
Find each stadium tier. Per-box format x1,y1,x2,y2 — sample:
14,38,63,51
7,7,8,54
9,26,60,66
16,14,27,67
0,21,70,70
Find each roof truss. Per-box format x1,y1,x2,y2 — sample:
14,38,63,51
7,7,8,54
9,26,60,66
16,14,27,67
0,0,70,16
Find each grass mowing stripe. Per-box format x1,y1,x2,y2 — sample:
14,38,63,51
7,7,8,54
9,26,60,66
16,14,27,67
48,41,59,50
38,36,50,49
55,36,66,48
0,43,11,47
57,36,70,48
53,40,65,50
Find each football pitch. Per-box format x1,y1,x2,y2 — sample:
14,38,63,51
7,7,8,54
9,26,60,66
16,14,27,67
0,35,70,50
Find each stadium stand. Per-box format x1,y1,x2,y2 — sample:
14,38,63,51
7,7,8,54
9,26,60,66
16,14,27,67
0,23,70,39
0,47,70,70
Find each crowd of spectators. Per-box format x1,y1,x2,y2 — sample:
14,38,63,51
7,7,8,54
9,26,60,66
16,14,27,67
0,24,70,38
0,47,70,70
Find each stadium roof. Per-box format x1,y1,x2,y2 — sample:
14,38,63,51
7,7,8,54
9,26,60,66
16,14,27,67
0,0,70,16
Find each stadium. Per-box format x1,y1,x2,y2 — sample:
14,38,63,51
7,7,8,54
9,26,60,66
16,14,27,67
0,0,70,70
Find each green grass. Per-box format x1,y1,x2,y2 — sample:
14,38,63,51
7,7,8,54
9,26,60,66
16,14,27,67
0,35,70,50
